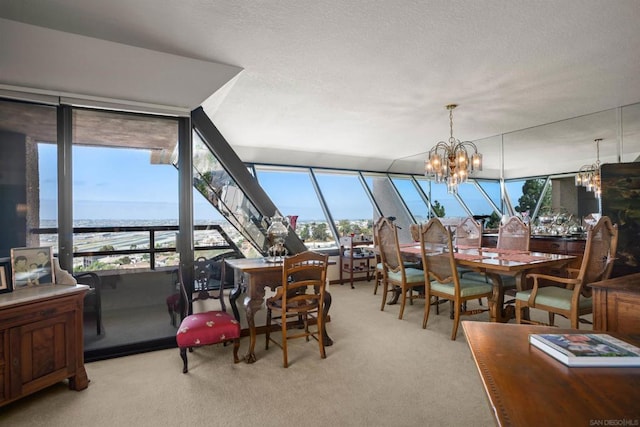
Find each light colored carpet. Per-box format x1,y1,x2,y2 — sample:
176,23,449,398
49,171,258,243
0,280,581,426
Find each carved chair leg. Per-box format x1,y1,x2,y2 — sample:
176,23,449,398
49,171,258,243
233,339,240,363
265,308,272,350
398,288,408,319
180,348,188,374
451,301,461,340
515,302,523,324
380,281,389,311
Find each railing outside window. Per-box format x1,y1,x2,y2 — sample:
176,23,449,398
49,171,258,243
31,224,241,272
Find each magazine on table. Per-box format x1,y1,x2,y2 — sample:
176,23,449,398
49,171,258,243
529,333,640,367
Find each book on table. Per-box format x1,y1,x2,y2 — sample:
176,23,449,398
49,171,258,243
529,333,640,367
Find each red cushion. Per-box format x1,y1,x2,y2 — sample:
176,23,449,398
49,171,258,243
176,311,240,348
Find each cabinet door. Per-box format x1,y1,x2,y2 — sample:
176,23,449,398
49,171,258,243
0,331,6,403
9,311,76,399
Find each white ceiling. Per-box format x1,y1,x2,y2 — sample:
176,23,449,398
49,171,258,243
1,0,640,176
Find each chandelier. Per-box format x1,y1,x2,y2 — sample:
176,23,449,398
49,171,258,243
575,138,602,198
424,104,482,194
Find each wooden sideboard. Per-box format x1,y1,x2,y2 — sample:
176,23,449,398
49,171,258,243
0,284,89,407
590,272,640,334
482,234,585,268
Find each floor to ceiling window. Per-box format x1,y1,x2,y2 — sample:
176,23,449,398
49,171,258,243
255,166,336,250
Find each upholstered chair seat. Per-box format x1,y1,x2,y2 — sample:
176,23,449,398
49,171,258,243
176,311,240,349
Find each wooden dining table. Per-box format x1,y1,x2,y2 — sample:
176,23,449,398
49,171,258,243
398,244,576,322
225,257,333,363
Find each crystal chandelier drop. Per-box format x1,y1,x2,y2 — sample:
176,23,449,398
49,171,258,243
575,138,602,198
424,104,482,194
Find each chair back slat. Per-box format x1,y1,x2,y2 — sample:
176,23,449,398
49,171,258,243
281,251,328,309
497,216,530,251
578,216,619,296
376,217,402,272
420,218,457,285
456,217,482,248
179,255,235,318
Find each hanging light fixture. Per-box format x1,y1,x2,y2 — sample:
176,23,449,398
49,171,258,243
575,138,603,198
424,104,482,194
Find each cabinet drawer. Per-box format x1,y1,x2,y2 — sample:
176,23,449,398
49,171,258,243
566,240,586,255
0,297,76,329
530,239,566,254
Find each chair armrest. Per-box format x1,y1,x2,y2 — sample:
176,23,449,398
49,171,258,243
525,273,580,306
525,272,578,288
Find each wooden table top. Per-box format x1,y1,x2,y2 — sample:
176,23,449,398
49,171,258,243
225,257,285,273
399,244,575,273
462,321,640,426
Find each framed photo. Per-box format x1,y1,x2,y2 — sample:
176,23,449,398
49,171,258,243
10,247,56,289
0,257,12,294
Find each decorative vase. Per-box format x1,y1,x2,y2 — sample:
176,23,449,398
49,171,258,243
266,214,289,262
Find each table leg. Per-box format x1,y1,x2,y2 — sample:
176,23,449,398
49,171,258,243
323,291,333,346
486,272,512,323
242,273,268,364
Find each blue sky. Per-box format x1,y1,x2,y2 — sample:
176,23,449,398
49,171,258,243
39,144,218,221
38,144,507,222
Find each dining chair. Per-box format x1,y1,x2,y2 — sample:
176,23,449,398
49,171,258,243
455,216,486,306
456,216,483,249
176,259,241,373
515,216,618,329
265,251,329,368
376,217,425,320
419,218,493,340
494,216,531,304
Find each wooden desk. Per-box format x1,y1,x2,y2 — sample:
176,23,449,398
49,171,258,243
462,321,640,426
0,284,89,407
591,272,640,334
225,258,332,363
399,245,575,322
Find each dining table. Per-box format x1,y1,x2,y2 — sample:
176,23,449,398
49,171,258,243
397,243,576,323
225,257,333,363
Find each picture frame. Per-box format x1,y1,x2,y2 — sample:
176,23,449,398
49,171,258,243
0,257,12,294
10,247,56,289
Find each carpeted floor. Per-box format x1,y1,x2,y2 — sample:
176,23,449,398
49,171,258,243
0,279,582,426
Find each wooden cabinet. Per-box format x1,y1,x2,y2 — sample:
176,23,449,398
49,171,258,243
0,285,89,407
338,236,376,289
590,273,640,334
529,236,585,269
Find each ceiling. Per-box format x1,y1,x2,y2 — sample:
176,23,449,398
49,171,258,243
1,0,640,176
